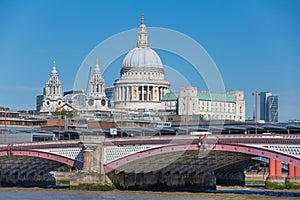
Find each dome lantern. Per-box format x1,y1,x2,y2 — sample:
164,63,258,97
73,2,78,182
136,13,148,48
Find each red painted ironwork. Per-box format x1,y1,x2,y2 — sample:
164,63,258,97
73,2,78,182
0,149,83,169
104,143,300,173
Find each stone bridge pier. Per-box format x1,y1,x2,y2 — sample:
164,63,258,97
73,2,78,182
107,172,216,191
70,135,112,188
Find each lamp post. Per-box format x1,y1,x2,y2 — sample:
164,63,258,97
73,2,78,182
4,111,7,144
58,109,62,140
121,102,123,138
55,106,62,141
252,91,260,134
183,93,189,135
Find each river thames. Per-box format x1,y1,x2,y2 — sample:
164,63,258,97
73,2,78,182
0,188,299,200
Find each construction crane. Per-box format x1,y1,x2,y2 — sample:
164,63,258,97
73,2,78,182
86,66,92,95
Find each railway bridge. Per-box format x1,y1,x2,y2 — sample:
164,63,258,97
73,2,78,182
1,134,300,189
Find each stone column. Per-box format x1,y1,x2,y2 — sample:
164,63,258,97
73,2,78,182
142,86,144,101
83,149,93,171
119,86,122,101
131,86,135,101
147,86,149,101
127,86,130,101
151,86,154,101
138,86,141,101
159,87,162,100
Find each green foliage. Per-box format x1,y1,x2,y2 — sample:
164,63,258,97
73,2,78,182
56,179,70,185
286,181,300,189
70,184,116,191
265,181,286,190
245,180,265,184
53,110,77,117
199,114,204,120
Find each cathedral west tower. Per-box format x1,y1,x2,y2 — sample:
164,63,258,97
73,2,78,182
40,61,63,113
86,59,108,110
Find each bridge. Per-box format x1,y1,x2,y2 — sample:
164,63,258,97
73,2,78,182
0,134,300,189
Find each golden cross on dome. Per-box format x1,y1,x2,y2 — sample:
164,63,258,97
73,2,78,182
141,13,145,24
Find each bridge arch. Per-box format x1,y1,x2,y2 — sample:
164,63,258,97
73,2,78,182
0,149,83,169
104,143,300,173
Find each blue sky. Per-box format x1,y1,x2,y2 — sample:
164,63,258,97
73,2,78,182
0,0,299,121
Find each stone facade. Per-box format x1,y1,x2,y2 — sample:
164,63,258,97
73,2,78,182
40,61,63,113
39,60,109,114
162,87,246,122
86,59,109,111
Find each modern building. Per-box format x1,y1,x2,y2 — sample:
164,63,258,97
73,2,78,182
161,87,246,122
36,94,44,112
105,86,114,108
63,90,85,96
260,92,278,122
113,14,170,112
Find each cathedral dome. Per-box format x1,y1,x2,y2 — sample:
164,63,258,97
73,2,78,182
122,47,163,70
120,14,163,74
114,14,170,112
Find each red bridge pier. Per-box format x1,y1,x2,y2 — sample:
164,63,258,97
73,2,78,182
286,163,300,189
266,158,300,189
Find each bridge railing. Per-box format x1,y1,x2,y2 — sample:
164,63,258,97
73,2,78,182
216,134,300,139
104,134,300,146
0,140,82,149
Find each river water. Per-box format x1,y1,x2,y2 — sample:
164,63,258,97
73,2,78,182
0,188,299,200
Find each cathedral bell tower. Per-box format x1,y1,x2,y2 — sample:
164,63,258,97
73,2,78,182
86,59,108,109
40,61,63,113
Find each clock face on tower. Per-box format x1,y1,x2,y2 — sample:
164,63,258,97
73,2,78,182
88,98,94,106
101,99,106,106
